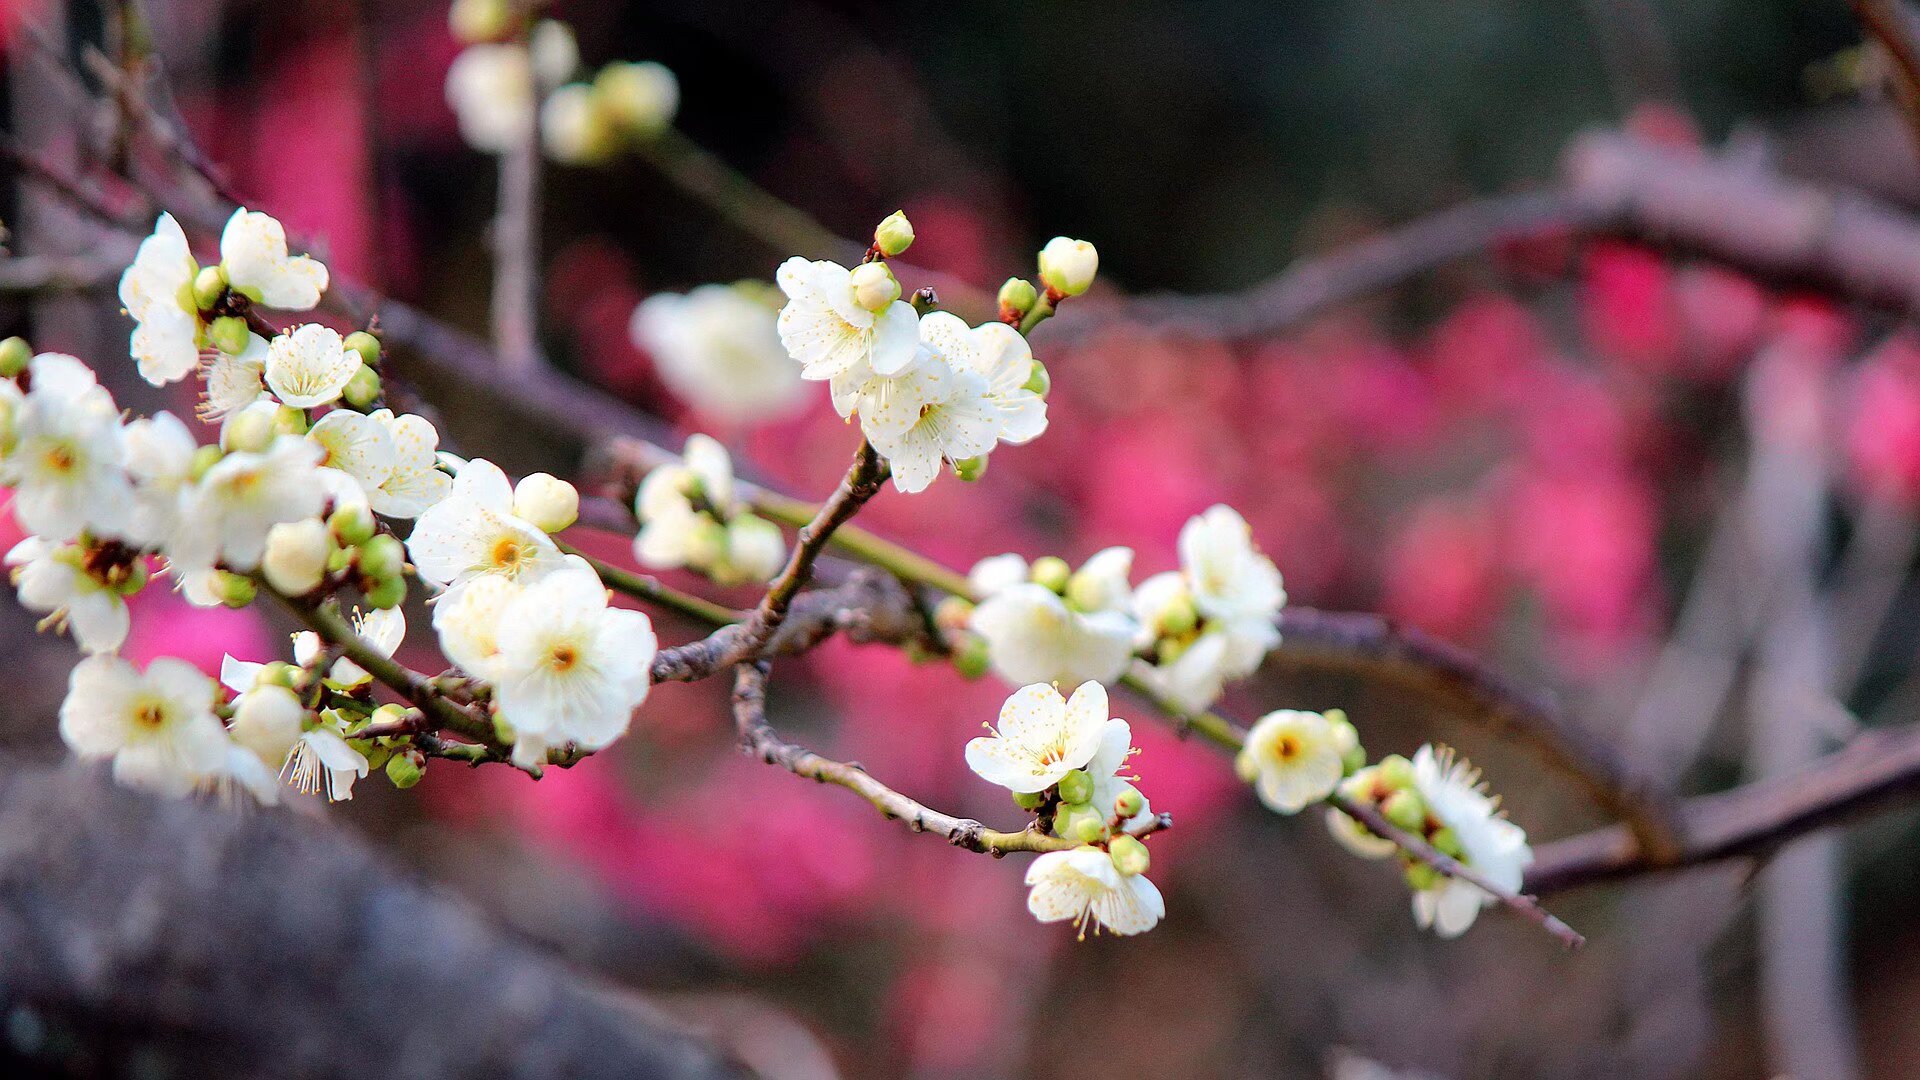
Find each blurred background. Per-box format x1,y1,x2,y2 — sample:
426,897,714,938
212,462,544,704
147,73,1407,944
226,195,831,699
7,1,1920,1077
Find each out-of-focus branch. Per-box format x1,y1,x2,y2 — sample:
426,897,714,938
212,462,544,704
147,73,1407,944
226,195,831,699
1527,719,1920,894
0,760,744,1080
730,662,1169,856
491,45,543,373
1852,0,1920,156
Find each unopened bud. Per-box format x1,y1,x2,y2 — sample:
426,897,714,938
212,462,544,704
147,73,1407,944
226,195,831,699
595,61,679,137
1038,237,1098,297
932,595,975,631
1380,788,1427,834
1022,359,1050,397
188,443,224,481
329,504,377,547
542,82,620,165
363,573,406,611
1029,555,1071,594
1108,834,1151,876
385,749,426,789
848,262,900,313
357,533,406,580
342,330,382,368
256,661,298,689
208,315,251,357
951,633,990,679
1057,768,1094,805
1429,826,1463,859
1404,861,1442,891
1376,754,1416,793
1156,592,1199,638
1056,802,1109,844
448,0,512,44
230,683,304,766
997,277,1038,320
111,557,150,597
1114,788,1146,820
213,571,256,609
273,405,308,437
341,364,381,410
1013,789,1046,811
724,515,786,583
529,19,580,87
952,455,988,482
874,211,915,257
192,265,229,311
222,403,277,454
512,473,579,533
0,337,30,378
262,519,332,596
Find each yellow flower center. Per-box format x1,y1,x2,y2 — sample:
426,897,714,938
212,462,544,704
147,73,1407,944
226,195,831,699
132,699,168,730
548,643,579,672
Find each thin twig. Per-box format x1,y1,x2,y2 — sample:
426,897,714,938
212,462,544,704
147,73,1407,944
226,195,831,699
731,662,1167,856
1329,792,1585,949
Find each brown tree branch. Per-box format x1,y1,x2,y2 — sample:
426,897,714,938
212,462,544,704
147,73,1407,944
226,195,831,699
1526,720,1920,894
0,759,744,1079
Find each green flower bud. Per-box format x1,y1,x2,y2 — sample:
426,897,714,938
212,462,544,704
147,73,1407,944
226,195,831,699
1022,359,1050,397
363,573,406,611
952,455,988,482
1342,742,1367,775
952,633,990,680
257,661,299,689
213,571,256,609
1376,754,1416,793
189,443,224,481
327,545,356,574
342,364,382,409
595,61,679,137
1057,769,1095,805
1114,788,1146,820
1157,593,1199,638
1030,555,1071,594
874,211,915,257
208,315,251,357
0,336,32,378
357,533,406,580
192,264,229,311
369,703,411,730
1429,826,1463,859
448,0,512,43
1380,788,1427,834
1054,802,1108,844
1108,834,1151,876
1404,861,1442,891
1038,237,1098,297
997,277,1038,319
273,405,308,437
342,330,382,367
848,262,901,313
221,405,276,454
329,504,377,547
512,472,579,534
1013,790,1046,811
385,750,425,789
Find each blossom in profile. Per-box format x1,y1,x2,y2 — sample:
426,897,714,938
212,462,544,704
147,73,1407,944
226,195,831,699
1025,846,1163,937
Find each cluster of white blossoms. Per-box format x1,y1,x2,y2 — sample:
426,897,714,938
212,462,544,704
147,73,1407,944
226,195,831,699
966,682,1164,936
632,435,786,586
12,205,661,803
957,504,1284,716
444,0,677,163
1328,746,1535,937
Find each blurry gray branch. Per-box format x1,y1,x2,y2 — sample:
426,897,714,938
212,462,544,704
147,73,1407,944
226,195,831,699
1850,0,1920,156
0,759,746,1080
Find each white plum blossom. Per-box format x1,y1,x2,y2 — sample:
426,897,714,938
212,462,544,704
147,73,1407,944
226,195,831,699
118,213,202,386
308,408,450,519
1408,745,1533,938
219,208,328,310
1083,714,1153,828
283,712,370,802
1025,846,1164,937
201,333,270,421
775,257,920,382
969,581,1136,689
1181,504,1286,632
3,353,131,541
59,655,230,797
446,44,535,153
633,435,786,584
167,435,325,576
967,553,1031,598
1129,506,1285,715
264,323,360,408
6,537,131,653
916,311,1047,445
432,572,520,679
491,559,658,769
408,457,561,594
227,681,305,772
121,411,199,548
631,284,806,424
292,606,406,691
965,681,1111,795
1236,709,1354,814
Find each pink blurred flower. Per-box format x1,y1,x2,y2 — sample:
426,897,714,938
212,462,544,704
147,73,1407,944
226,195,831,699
1380,496,1503,645
1843,335,1920,506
